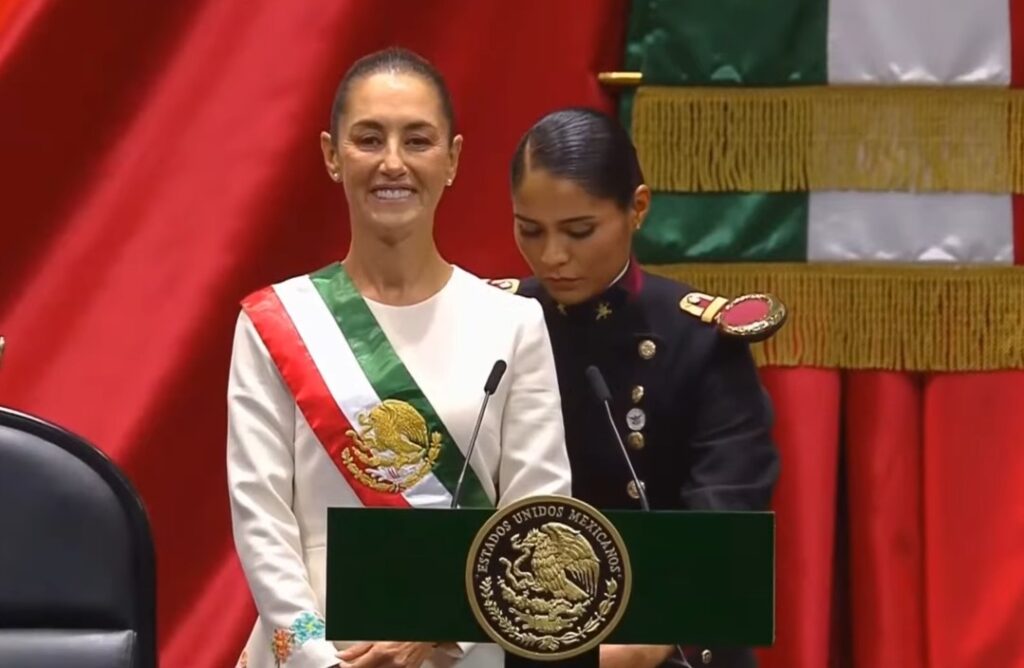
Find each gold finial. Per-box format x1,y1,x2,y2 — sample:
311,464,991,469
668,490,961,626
597,71,643,87
0,336,5,367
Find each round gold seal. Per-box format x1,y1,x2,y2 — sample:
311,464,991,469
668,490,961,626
465,495,632,660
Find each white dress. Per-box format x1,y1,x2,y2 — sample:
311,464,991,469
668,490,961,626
227,265,572,668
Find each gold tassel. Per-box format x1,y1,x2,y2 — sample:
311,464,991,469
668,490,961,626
645,263,1024,372
633,86,1024,194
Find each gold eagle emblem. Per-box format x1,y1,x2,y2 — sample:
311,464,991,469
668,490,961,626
498,523,601,632
466,496,631,660
341,399,442,493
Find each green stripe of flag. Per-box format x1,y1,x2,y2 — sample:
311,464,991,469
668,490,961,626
625,0,827,86
623,0,828,263
635,193,808,263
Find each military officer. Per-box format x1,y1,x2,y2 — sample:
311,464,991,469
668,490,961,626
494,107,783,668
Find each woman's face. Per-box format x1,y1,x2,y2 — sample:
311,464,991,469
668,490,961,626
513,167,649,305
320,71,461,241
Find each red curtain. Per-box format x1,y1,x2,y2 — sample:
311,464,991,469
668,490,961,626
2,2,1023,667
756,370,1024,668
755,369,841,668
0,2,628,666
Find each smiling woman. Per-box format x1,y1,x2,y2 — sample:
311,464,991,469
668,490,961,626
225,48,574,668
319,49,461,251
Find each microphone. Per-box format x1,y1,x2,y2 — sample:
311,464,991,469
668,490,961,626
585,365,650,511
451,360,508,509
586,365,693,667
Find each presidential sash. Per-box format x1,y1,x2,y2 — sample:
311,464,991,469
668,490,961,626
242,262,491,509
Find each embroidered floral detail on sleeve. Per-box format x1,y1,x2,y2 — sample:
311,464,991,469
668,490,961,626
270,611,326,665
271,628,294,666
235,649,248,668
290,610,326,645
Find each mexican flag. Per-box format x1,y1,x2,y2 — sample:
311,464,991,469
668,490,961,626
622,0,1024,373
619,5,1024,668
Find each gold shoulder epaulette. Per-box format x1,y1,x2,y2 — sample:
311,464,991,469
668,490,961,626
486,278,521,294
680,291,787,342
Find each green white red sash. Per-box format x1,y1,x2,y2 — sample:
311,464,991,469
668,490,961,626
241,262,491,509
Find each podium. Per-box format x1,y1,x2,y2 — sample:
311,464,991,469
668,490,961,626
326,496,773,666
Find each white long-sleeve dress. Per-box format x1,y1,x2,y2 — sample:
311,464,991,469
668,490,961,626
227,264,571,668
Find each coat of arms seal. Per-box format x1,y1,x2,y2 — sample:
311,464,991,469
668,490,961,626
465,495,632,660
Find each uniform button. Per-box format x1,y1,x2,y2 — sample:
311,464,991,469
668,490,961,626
701,649,713,664
631,385,644,403
638,339,656,359
626,432,645,450
626,480,646,499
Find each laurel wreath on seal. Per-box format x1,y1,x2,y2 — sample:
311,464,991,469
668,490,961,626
480,577,619,652
340,449,438,494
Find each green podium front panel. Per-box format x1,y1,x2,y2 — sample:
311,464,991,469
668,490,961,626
325,507,773,646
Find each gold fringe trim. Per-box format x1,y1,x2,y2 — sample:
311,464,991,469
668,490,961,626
633,86,1024,194
644,263,1024,371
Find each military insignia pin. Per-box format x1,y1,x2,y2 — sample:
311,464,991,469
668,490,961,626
626,407,646,431
465,495,632,660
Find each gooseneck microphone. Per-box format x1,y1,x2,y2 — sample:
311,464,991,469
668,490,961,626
585,364,693,667
584,365,650,512
450,360,508,509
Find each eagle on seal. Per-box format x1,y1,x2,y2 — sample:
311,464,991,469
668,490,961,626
507,523,601,602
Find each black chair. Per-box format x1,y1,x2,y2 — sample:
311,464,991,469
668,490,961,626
0,407,156,668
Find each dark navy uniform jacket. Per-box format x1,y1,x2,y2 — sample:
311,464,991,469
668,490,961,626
496,261,780,668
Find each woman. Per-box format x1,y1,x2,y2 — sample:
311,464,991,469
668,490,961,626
501,108,782,668
227,49,571,668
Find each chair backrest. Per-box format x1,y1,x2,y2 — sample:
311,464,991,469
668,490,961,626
0,407,156,668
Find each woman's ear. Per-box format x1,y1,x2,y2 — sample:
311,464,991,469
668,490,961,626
446,134,464,186
320,131,342,182
632,184,651,230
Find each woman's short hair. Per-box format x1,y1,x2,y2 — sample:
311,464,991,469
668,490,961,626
329,47,456,142
510,107,644,211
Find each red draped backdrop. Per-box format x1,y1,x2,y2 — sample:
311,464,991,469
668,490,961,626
1,2,1022,667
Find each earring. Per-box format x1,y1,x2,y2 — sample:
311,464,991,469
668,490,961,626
446,178,453,186
331,171,341,182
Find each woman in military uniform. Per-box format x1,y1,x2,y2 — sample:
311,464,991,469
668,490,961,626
500,108,782,668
